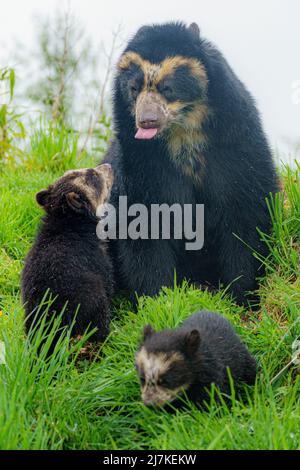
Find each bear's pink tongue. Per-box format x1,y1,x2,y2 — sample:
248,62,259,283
135,128,158,140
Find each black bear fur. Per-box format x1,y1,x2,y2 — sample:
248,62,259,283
21,165,114,346
105,22,279,306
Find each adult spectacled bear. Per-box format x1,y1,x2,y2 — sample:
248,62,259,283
105,22,279,306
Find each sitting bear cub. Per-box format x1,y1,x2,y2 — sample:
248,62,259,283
21,164,114,347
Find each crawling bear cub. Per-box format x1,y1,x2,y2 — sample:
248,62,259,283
135,311,256,408
21,164,114,345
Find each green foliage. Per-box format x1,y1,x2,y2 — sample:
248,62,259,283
26,10,96,125
26,120,81,172
0,282,299,450
92,114,113,154
257,162,300,277
0,67,15,101
0,129,300,449
0,67,26,162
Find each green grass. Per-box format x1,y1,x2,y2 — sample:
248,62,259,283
0,123,300,450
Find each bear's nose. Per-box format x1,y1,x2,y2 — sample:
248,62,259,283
139,112,159,129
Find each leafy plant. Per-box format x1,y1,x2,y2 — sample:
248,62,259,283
26,119,80,172
0,67,26,163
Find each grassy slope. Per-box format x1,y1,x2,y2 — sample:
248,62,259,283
0,125,300,450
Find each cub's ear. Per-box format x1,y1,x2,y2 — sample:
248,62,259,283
66,192,87,214
184,329,201,356
36,189,51,208
188,22,200,39
143,324,155,340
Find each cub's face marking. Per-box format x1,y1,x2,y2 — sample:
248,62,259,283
118,52,210,181
36,164,114,218
65,167,113,212
60,166,113,213
135,347,190,406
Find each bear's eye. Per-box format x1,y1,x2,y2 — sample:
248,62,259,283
157,369,181,388
157,377,168,387
159,84,175,100
162,85,173,94
130,84,139,98
139,375,146,386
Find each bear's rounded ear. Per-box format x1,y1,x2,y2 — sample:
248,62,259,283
143,324,155,340
136,25,149,36
188,22,200,39
36,189,50,208
66,192,86,214
184,329,201,356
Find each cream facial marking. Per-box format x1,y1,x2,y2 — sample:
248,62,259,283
57,167,113,214
136,347,182,379
119,51,210,180
119,51,209,125
135,347,189,406
134,91,169,129
118,51,208,91
142,382,189,406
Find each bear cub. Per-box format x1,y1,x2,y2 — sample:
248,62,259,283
135,310,257,408
21,164,114,347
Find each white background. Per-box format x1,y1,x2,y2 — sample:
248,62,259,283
1,0,299,162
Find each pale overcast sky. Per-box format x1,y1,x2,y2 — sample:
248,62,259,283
1,0,300,162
